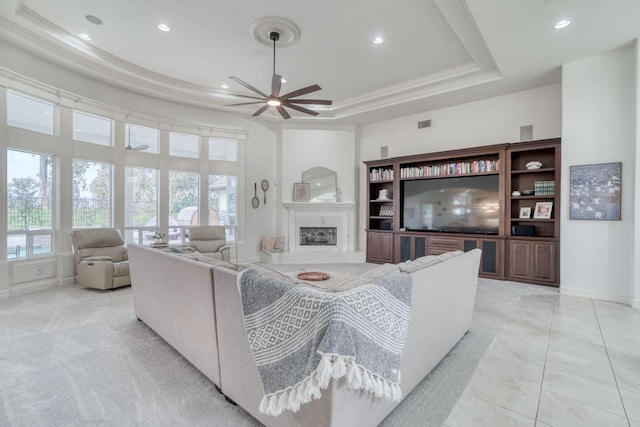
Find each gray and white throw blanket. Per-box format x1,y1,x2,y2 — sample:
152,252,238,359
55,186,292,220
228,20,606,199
238,269,413,416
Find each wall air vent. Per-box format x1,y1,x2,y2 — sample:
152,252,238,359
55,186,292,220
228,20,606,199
417,119,431,129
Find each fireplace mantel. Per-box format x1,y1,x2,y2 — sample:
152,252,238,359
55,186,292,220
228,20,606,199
283,202,356,253
283,202,355,211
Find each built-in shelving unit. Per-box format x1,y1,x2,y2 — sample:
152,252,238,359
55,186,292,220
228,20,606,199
364,138,561,286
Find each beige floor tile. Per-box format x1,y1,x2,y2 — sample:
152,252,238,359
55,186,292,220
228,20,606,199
550,323,604,346
445,393,535,427
599,319,640,341
499,325,550,349
612,364,640,394
537,390,629,427
604,334,640,358
547,332,609,364
545,349,616,385
541,367,625,416
621,388,640,422
488,336,547,366
467,355,543,418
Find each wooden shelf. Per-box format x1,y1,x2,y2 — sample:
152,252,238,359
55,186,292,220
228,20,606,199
511,195,555,200
370,199,394,203
511,167,555,174
370,216,393,219
510,218,554,222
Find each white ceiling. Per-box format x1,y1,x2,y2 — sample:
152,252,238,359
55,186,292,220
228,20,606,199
1,0,639,125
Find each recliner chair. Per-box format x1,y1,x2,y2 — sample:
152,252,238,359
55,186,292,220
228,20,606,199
71,228,131,290
184,226,230,261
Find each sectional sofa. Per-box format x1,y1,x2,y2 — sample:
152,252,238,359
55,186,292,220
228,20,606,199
128,244,481,426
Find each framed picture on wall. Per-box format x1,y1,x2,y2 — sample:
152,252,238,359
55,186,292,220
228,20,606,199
570,162,621,220
293,183,310,202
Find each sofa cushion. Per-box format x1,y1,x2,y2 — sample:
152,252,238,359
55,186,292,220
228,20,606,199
398,250,464,273
190,240,226,253
238,263,294,283
192,254,239,271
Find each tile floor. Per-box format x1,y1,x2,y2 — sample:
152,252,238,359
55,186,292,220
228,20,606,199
445,294,640,427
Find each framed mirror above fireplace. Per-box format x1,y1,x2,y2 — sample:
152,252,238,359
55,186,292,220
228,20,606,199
302,167,337,202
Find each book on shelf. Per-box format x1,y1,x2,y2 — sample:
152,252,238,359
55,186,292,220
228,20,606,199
534,180,555,196
369,168,393,182
400,159,499,178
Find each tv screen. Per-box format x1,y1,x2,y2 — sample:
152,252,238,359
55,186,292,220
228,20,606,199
401,175,500,234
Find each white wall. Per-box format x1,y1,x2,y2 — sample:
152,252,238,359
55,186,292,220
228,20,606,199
358,84,563,249
561,44,638,304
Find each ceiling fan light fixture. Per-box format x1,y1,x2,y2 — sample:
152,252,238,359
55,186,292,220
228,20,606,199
267,98,281,106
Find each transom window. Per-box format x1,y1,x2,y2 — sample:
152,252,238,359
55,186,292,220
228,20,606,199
73,111,112,146
7,90,54,135
170,132,199,158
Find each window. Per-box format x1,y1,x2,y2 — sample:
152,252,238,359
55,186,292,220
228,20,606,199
169,170,199,242
209,138,237,161
170,132,199,158
126,124,159,153
72,159,112,228
6,149,53,259
209,175,237,241
7,91,54,135
124,167,158,244
73,111,112,145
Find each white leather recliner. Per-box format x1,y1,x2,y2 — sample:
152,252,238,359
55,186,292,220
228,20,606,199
71,228,131,290
184,226,230,261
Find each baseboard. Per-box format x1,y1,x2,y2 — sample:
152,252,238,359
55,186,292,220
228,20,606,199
9,279,67,298
560,286,632,306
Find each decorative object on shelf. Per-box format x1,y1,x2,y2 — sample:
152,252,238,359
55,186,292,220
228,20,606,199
533,202,553,219
261,179,269,204
379,204,394,217
525,161,543,170
261,236,284,253
336,188,342,203
377,188,390,201
293,182,310,202
521,189,535,195
297,270,330,281
511,190,521,196
570,162,621,220
252,183,260,209
152,231,166,243
519,207,532,219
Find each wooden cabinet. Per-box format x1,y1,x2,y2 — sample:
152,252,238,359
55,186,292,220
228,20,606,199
508,239,558,284
367,231,394,263
364,139,560,286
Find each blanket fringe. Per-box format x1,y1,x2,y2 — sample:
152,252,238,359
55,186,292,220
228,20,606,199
259,353,402,416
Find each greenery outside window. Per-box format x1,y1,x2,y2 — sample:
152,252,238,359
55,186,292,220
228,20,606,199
72,159,112,228
6,149,54,259
124,167,159,244
169,170,199,243
209,174,236,241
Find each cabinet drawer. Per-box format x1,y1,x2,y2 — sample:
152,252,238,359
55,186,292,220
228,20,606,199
428,236,461,249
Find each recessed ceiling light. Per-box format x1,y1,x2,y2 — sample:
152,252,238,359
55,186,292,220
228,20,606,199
79,33,91,41
373,36,384,45
158,23,170,32
554,19,571,29
220,84,229,89
85,15,102,25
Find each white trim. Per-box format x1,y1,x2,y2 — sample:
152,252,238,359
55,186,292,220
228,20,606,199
560,286,632,307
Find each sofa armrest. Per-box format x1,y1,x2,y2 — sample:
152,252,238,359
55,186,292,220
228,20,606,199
77,259,114,290
83,256,114,262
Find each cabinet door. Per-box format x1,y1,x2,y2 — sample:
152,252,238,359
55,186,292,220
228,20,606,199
508,240,532,279
379,233,394,263
464,239,503,278
532,241,557,283
367,232,382,263
367,232,394,264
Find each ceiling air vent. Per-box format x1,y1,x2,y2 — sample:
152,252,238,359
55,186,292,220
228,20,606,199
417,119,431,129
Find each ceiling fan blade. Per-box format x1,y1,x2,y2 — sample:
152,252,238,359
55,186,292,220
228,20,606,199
272,74,282,97
229,76,269,98
229,93,266,101
276,105,291,120
133,144,149,151
225,101,266,106
280,84,321,100
282,101,319,116
252,104,270,117
287,99,333,105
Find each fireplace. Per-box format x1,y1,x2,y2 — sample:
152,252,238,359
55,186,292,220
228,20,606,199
300,227,337,246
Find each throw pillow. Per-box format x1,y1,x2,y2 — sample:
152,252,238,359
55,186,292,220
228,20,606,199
398,251,463,273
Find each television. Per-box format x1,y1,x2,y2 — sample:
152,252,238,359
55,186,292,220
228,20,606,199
401,175,500,234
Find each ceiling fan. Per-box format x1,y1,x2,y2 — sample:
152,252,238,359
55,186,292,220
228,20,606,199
226,31,332,119
125,125,149,151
